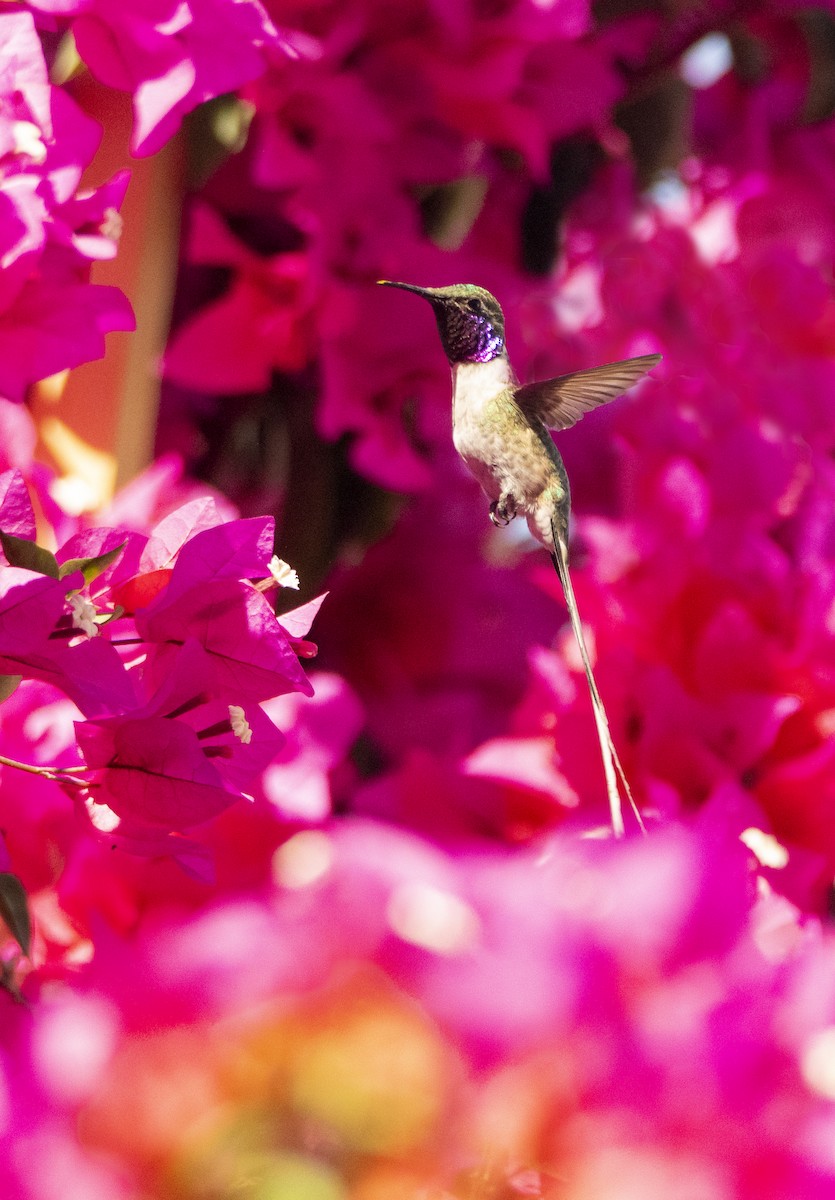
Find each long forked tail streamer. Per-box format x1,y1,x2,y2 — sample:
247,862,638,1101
550,516,645,837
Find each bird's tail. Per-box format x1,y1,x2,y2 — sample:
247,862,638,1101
550,516,644,838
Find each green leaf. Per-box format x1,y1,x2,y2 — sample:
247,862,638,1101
0,675,21,703
93,605,124,625
0,531,59,579
0,873,31,957
59,541,127,587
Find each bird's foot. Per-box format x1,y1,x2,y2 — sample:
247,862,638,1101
490,493,517,527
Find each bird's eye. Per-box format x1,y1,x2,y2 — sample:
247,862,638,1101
467,297,483,313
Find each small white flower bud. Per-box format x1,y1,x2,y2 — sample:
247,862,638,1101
228,705,253,744
268,555,300,589
69,595,99,638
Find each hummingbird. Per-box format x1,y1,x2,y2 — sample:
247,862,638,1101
378,280,661,837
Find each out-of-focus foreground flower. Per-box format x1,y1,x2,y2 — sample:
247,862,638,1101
7,822,835,1199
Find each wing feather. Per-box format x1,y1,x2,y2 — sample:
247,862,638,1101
515,354,661,431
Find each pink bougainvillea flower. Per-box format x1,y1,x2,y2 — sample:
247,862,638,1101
259,672,363,821
110,500,271,611
415,29,624,178
51,170,130,262
10,820,830,1199
0,503,149,708
140,494,232,565
316,278,443,491
0,14,96,229
0,475,317,733
312,484,557,764
0,10,134,399
463,734,580,819
275,589,326,661
0,568,67,660
19,632,138,719
160,511,277,602
27,0,291,157
0,498,324,896
249,47,396,196
0,564,137,717
106,504,316,702
38,86,102,207
77,710,251,828
164,204,315,393
136,576,314,702
75,639,283,829
0,277,134,402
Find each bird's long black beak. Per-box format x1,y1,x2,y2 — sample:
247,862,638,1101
377,280,437,300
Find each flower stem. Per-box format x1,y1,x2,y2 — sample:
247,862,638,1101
0,755,89,788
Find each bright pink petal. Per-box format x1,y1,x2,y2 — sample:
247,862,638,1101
140,497,226,572
138,580,313,702
0,10,53,134
277,593,327,639
165,515,275,600
77,715,239,827
0,470,36,541
0,281,135,400
261,672,363,820
0,568,63,654
131,56,197,156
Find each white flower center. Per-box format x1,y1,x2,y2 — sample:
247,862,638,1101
228,705,253,744
13,121,47,165
69,595,99,638
269,555,300,589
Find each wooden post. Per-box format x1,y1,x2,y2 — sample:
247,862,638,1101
31,74,183,510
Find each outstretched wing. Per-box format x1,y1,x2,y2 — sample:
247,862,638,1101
515,353,661,431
